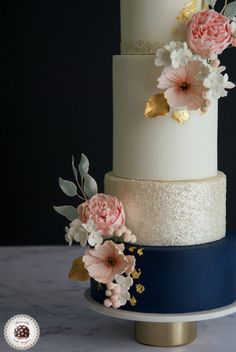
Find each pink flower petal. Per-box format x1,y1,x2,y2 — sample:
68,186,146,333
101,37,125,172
87,263,113,284
125,256,136,275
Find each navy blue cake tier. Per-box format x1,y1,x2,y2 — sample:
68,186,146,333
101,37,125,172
90,232,236,314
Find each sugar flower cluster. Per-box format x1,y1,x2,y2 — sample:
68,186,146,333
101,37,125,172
54,154,137,309
148,5,236,124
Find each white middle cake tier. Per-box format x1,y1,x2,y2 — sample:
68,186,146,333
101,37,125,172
113,55,218,181
105,172,226,246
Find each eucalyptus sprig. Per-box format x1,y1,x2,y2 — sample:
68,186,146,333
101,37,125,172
206,0,236,18
54,154,98,221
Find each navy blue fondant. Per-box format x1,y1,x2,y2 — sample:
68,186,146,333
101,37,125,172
90,232,236,314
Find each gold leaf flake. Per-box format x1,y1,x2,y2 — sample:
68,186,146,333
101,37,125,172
128,247,136,253
177,0,198,21
137,248,144,256
144,93,170,119
68,256,90,281
129,296,137,307
136,284,145,294
172,110,190,125
172,27,178,35
131,269,142,280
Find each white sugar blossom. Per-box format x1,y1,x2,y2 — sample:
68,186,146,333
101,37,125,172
231,19,236,35
204,68,235,99
195,61,211,81
65,219,88,247
104,275,134,308
155,41,183,67
155,41,193,69
164,41,183,52
170,42,193,69
88,230,103,247
82,219,96,233
115,275,133,305
155,47,171,67
115,275,133,291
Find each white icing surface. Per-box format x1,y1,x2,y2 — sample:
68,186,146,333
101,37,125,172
105,172,226,246
120,0,202,50
113,55,218,181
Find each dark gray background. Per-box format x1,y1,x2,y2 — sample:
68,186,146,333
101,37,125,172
2,0,236,245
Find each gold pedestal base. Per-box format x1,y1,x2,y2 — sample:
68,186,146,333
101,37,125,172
134,321,197,347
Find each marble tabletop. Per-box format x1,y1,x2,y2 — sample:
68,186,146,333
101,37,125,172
0,246,235,352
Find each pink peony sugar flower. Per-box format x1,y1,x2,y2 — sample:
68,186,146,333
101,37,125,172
157,60,207,110
78,194,125,236
82,241,135,284
186,10,232,59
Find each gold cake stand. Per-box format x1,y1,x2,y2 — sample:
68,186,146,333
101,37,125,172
84,289,236,347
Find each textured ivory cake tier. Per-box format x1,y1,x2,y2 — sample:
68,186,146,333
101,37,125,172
113,55,218,181
105,172,226,246
120,0,203,53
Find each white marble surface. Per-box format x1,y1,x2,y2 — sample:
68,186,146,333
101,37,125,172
0,246,235,352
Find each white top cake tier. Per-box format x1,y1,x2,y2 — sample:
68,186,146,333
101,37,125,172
120,0,203,54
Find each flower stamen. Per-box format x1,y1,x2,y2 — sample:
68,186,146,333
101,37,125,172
179,82,190,90
107,257,116,267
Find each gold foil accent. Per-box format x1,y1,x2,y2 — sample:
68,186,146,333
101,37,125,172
128,246,136,253
172,27,179,35
137,248,144,256
136,284,145,294
129,296,137,306
68,257,90,281
134,322,197,347
144,93,170,119
131,269,142,280
172,110,190,124
177,0,198,21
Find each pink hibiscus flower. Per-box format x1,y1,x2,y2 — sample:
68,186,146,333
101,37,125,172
82,241,135,284
157,60,207,110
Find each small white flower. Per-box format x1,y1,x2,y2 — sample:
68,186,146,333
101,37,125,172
104,275,134,308
82,219,97,233
164,41,182,52
65,219,89,247
88,230,103,247
194,61,211,81
155,47,171,67
115,275,133,306
204,68,235,99
231,21,236,36
170,42,193,69
74,228,88,247
65,226,73,246
115,275,133,292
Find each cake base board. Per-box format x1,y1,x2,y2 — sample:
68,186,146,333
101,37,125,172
84,290,236,347
84,289,236,322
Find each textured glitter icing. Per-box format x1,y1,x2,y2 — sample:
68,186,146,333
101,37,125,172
105,172,226,246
